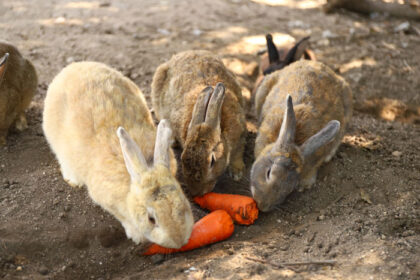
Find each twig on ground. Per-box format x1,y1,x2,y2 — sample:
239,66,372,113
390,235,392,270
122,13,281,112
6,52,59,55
245,256,337,271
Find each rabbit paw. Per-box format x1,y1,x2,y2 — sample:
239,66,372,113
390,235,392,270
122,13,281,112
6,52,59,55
228,161,245,181
64,178,83,188
15,114,28,131
0,136,6,146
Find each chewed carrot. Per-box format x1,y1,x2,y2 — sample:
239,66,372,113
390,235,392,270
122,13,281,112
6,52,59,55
143,210,234,255
194,192,259,225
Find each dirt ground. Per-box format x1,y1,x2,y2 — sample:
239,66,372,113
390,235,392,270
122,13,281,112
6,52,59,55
1,0,419,279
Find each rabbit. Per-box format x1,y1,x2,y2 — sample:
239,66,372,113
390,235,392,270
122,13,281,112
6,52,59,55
151,50,246,197
43,61,193,248
250,60,352,212
0,41,38,145
252,34,315,99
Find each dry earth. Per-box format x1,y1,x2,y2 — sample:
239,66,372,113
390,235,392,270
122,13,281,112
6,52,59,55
0,0,419,279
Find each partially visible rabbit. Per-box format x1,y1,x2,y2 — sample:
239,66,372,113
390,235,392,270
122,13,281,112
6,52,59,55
152,50,246,196
43,62,193,248
0,41,38,145
251,60,352,212
252,34,315,102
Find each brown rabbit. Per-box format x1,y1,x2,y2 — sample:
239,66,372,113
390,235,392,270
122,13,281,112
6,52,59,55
152,50,246,196
0,42,37,145
251,60,352,212
252,34,315,97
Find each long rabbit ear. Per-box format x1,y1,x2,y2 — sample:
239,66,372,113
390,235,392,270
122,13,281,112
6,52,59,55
266,34,279,64
117,127,148,182
283,36,311,66
188,86,213,131
0,53,9,83
273,95,296,152
153,119,173,168
300,120,340,161
205,82,225,130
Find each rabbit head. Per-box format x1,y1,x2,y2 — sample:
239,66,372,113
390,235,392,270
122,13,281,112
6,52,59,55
117,120,194,248
0,53,9,84
250,95,340,212
181,82,228,197
263,34,311,75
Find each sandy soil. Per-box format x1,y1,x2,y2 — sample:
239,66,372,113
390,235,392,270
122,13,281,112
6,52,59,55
0,0,419,279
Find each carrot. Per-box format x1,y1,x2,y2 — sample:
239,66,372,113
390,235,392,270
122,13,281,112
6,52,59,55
143,210,234,255
194,192,259,225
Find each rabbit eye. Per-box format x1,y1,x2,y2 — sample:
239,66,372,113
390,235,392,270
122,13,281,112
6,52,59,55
148,215,156,225
266,167,272,181
210,153,216,168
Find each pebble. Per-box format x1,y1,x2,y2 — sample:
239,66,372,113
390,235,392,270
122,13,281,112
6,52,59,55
392,151,402,157
39,265,49,275
317,215,325,221
16,266,22,271
150,254,164,265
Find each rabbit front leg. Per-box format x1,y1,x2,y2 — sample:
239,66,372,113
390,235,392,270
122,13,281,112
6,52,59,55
227,135,245,181
14,113,28,131
0,128,7,146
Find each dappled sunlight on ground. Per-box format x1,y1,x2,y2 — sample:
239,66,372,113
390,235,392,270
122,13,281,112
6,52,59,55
222,33,296,55
251,0,325,9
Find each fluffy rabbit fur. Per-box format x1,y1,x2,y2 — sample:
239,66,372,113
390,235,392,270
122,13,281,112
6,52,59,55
0,41,37,145
251,60,352,212
152,50,246,196
43,62,193,248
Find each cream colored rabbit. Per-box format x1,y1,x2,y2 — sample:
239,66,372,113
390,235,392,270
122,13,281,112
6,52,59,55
251,60,352,212
43,62,193,248
0,41,37,145
152,50,246,196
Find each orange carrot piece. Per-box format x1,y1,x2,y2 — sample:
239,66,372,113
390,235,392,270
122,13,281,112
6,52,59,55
194,192,259,225
143,210,234,255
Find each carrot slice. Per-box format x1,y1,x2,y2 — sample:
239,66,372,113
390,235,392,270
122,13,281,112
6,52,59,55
143,210,234,255
194,192,259,225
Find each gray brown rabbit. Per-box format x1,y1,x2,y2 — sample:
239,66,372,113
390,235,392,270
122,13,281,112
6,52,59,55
0,41,37,145
43,61,193,248
152,50,246,196
251,60,352,212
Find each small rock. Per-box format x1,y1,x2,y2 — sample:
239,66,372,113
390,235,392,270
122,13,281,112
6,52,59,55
150,254,164,265
191,29,202,36
157,28,170,36
392,151,402,157
39,265,49,275
66,57,75,64
317,215,325,221
280,244,289,251
322,30,337,38
64,205,71,212
59,212,66,219
394,21,410,33
16,266,22,271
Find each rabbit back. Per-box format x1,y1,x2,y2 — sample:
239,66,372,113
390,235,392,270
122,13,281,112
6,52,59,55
0,42,37,138
43,62,158,185
255,60,352,157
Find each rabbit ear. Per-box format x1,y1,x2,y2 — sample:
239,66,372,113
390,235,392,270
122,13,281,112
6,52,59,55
266,34,279,64
283,36,311,66
205,82,225,130
300,120,340,161
117,127,148,182
0,53,9,83
188,86,213,131
273,95,296,152
153,119,173,168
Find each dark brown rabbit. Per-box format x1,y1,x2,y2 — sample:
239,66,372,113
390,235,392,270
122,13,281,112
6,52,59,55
0,42,37,145
252,34,316,97
152,50,246,196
